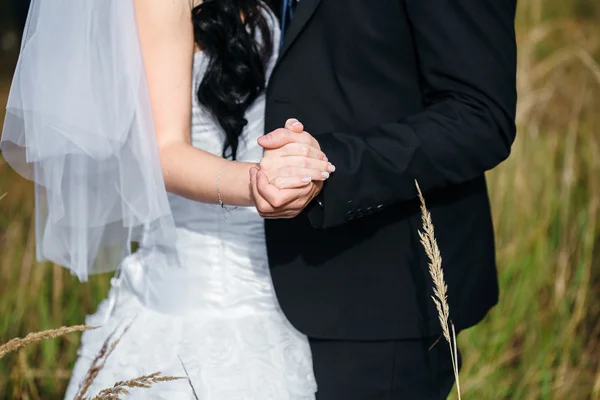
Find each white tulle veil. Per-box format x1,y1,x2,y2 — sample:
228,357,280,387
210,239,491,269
0,0,178,281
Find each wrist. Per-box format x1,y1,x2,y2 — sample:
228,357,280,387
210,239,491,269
219,161,257,207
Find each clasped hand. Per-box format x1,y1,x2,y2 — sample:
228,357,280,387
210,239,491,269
250,119,333,219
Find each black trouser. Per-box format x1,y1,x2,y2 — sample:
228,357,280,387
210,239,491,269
309,336,461,400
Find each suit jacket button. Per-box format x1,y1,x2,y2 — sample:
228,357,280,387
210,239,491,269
376,204,384,210
345,211,355,221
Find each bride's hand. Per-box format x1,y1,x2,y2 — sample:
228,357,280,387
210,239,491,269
258,119,335,189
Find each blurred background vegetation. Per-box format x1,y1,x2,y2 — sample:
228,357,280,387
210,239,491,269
1,0,599,399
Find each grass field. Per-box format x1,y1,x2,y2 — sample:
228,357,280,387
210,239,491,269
1,0,600,399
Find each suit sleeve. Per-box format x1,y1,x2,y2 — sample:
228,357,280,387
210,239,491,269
307,0,518,229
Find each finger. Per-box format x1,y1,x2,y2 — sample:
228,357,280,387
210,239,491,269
282,156,336,173
250,166,258,181
271,166,330,182
250,167,260,202
266,191,313,218
280,142,328,161
271,176,313,190
258,129,319,150
285,118,304,133
256,170,299,209
256,170,283,205
250,168,274,214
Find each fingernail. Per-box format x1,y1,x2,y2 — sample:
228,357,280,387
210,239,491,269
323,155,329,162
291,120,301,126
302,176,312,183
327,163,336,172
321,171,330,179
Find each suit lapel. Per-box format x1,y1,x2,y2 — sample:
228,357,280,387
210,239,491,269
277,0,322,63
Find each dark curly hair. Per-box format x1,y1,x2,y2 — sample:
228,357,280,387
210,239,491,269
192,0,274,160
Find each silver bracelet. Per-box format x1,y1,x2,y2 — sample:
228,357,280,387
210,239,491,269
216,162,238,220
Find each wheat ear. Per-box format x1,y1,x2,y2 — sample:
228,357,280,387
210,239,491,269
84,372,184,400
416,181,462,399
0,325,94,359
75,319,135,400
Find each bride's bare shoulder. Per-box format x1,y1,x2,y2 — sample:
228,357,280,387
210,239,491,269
134,0,195,58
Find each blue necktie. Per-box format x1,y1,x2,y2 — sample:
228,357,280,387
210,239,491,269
280,0,296,46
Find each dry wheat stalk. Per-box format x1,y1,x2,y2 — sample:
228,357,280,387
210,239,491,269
415,181,462,399
0,325,94,360
75,319,135,400
74,328,117,400
84,372,184,400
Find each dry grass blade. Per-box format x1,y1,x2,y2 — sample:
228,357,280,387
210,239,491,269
415,181,462,399
74,329,116,400
84,372,184,400
178,355,200,400
0,192,6,202
0,325,94,360
75,319,136,400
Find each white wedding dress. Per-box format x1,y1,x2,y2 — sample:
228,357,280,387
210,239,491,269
64,14,317,400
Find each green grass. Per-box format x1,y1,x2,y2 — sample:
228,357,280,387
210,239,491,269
1,0,600,399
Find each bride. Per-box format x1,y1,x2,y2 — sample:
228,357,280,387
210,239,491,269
1,0,332,398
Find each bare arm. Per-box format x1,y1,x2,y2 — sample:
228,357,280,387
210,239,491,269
134,0,330,207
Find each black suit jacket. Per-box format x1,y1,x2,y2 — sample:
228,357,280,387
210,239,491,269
265,0,517,340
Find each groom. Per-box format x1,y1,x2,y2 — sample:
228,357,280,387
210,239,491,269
252,1,517,399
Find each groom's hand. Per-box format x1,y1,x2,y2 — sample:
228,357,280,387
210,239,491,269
251,119,329,218
259,119,321,151
258,119,334,190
